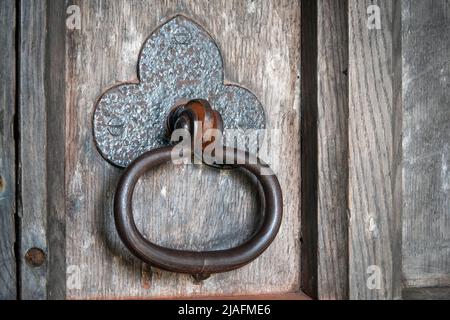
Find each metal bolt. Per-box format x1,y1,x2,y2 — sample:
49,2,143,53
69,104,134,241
173,27,191,45
25,248,46,267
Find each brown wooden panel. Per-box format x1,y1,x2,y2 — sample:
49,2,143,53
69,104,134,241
0,0,17,300
301,0,349,300
65,0,301,299
402,0,450,289
348,0,402,299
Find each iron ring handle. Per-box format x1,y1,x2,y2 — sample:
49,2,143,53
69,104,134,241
114,145,283,277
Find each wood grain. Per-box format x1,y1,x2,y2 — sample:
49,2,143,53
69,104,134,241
317,0,349,300
0,0,17,300
402,287,450,300
12,0,450,300
402,0,450,289
348,0,402,299
19,0,49,299
301,0,349,300
45,0,67,299
65,0,301,298
18,0,67,299
162,292,311,300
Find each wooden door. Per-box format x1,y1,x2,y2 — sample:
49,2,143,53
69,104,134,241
301,0,449,300
1,0,449,300
15,0,302,299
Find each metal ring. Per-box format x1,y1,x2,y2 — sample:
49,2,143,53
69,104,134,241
114,145,282,276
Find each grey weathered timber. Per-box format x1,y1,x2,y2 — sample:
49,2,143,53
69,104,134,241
402,287,450,300
402,0,450,291
300,0,318,299
0,0,17,300
93,16,266,168
45,0,67,299
348,0,402,299
301,0,349,300
65,0,301,298
18,0,67,299
317,0,349,300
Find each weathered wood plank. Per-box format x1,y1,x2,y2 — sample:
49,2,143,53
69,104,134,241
348,0,402,299
0,0,17,300
317,0,349,300
300,0,350,300
65,0,301,298
402,287,450,300
402,0,450,289
45,0,67,299
19,0,49,299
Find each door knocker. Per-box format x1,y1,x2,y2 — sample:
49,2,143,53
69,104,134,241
93,15,282,279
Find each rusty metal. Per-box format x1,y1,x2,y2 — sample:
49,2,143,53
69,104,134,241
114,100,282,277
93,15,265,168
166,99,224,150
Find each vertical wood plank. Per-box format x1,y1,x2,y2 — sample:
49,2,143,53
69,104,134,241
45,0,67,299
302,0,350,300
348,0,402,299
0,0,17,300
65,0,301,298
19,0,48,299
300,0,318,299
402,0,450,290
317,0,349,300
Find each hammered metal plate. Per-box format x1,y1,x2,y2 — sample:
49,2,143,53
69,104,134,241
93,15,266,167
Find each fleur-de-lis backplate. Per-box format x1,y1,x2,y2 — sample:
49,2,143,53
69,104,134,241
93,15,266,167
